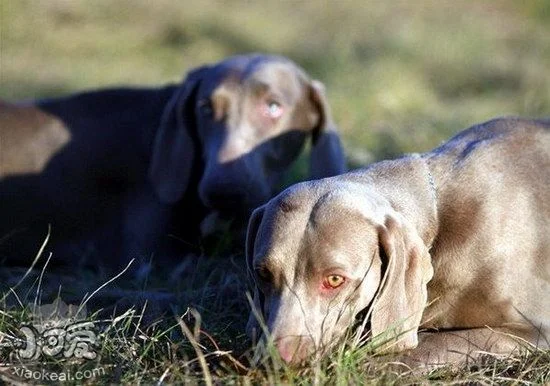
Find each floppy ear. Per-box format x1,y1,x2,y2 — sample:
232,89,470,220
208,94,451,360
370,214,433,352
245,205,266,341
149,66,209,204
308,80,347,179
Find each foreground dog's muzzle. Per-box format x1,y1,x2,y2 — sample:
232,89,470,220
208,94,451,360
251,333,322,366
274,336,312,364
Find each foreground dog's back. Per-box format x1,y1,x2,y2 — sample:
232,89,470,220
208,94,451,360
422,117,550,336
246,116,549,367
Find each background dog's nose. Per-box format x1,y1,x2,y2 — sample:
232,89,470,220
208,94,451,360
201,189,249,212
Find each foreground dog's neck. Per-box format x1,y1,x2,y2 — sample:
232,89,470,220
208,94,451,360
355,155,440,247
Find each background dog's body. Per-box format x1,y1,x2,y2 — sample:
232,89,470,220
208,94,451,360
246,117,549,366
1,86,202,270
0,54,346,272
0,100,71,176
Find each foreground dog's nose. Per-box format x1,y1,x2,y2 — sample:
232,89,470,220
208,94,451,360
278,346,295,364
274,337,309,365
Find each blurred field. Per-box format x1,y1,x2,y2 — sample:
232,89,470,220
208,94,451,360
2,0,549,162
1,1,550,384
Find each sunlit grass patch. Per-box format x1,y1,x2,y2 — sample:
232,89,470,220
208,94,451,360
3,0,550,160
1,260,549,384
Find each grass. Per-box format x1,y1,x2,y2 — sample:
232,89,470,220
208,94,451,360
1,0,550,384
1,249,549,384
1,255,550,384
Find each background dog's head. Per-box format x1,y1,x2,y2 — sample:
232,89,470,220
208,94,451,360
149,54,346,226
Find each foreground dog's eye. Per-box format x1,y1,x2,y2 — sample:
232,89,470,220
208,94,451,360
323,275,345,289
264,101,283,119
255,266,272,283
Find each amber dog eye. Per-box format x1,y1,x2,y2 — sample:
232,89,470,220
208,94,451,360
323,275,345,289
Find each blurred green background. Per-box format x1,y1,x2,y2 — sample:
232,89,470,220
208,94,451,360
1,0,549,163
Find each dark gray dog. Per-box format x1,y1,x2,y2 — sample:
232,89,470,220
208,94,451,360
0,54,346,271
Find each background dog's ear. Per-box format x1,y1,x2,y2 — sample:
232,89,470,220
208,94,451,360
149,66,210,204
245,206,266,341
370,214,433,352
308,80,347,179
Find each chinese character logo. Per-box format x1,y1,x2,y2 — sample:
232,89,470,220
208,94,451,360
14,298,98,361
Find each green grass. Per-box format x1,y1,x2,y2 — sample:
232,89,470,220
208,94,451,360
1,0,550,384
2,0,550,159
1,255,549,384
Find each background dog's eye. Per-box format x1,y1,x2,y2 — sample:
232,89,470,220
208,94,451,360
323,275,345,289
198,99,213,117
263,101,283,119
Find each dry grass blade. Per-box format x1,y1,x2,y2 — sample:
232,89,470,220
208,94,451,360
1,226,50,303
178,308,213,386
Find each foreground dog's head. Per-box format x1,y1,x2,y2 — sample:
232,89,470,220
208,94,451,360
149,54,346,223
245,178,433,364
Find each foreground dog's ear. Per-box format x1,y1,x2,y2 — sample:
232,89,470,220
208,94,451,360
245,206,266,341
149,66,210,204
308,80,347,179
371,214,433,352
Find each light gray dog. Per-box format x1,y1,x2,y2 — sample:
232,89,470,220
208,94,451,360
246,117,549,367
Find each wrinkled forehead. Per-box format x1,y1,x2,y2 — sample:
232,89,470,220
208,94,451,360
254,184,382,270
203,56,306,102
303,200,380,271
